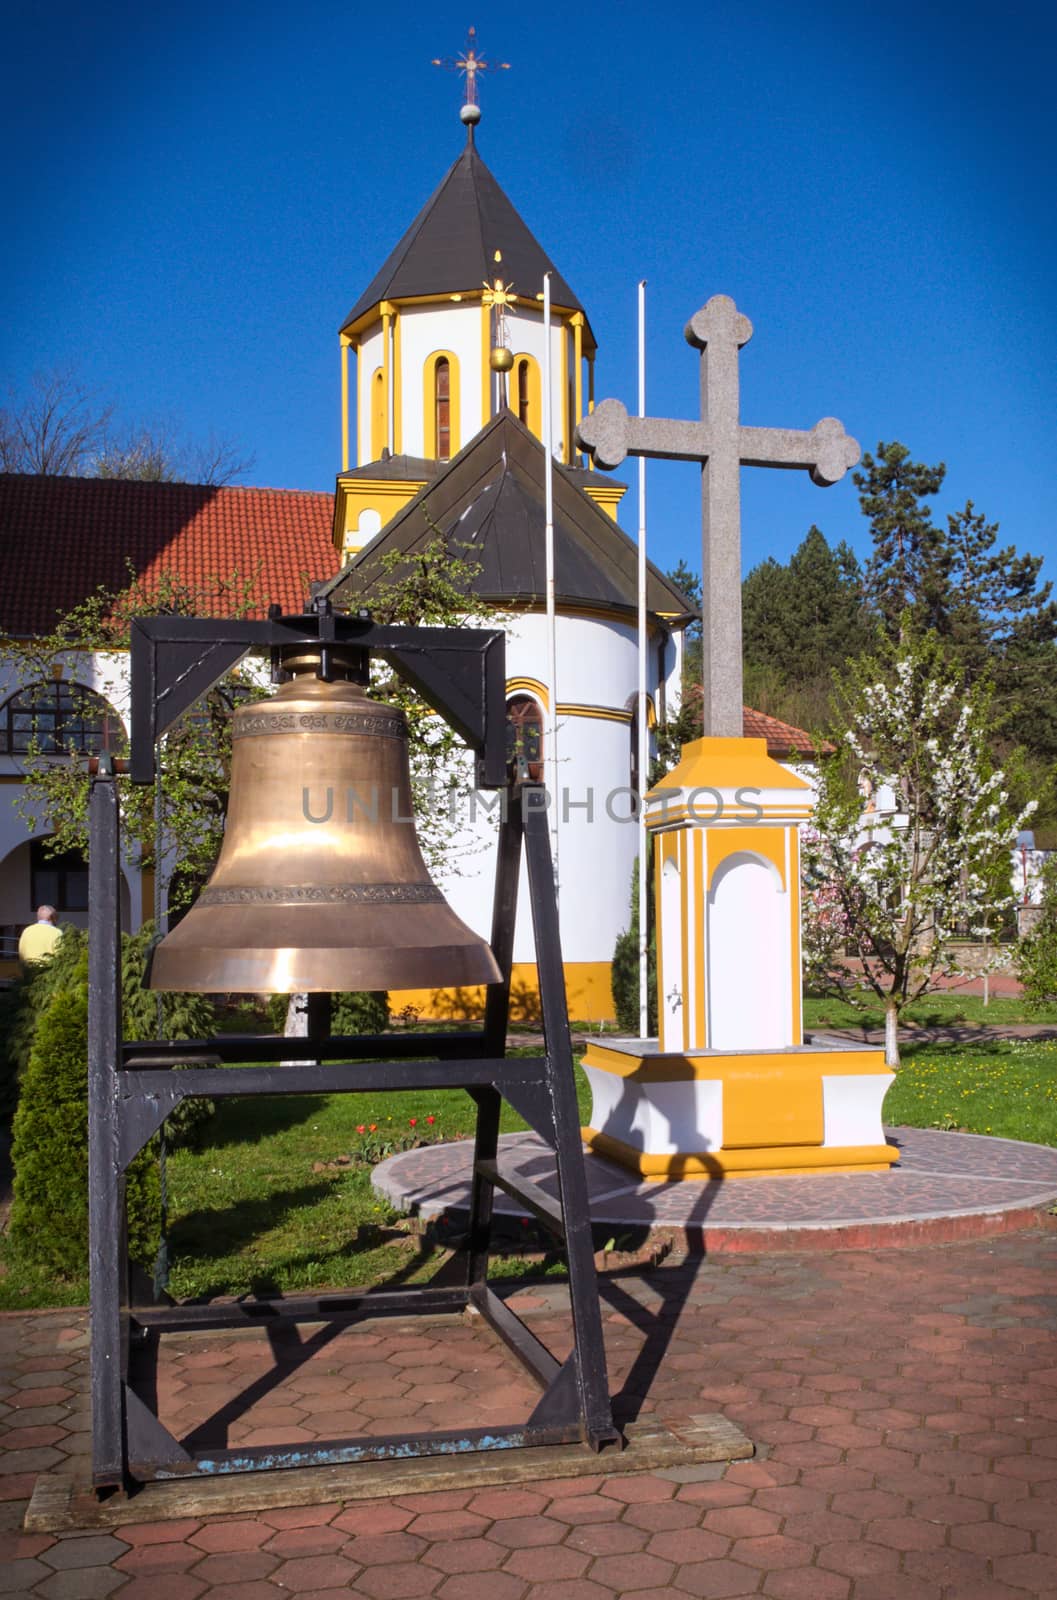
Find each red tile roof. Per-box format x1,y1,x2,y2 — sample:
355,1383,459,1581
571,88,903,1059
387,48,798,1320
0,474,339,636
742,704,832,757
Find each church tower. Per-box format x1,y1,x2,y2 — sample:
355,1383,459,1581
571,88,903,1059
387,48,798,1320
334,120,625,557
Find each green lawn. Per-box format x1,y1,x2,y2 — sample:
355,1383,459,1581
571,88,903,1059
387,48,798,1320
805,992,1057,1029
885,1038,1057,1145
2,1041,1055,1311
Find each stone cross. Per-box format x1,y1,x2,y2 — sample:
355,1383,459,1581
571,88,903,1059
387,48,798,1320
576,295,860,738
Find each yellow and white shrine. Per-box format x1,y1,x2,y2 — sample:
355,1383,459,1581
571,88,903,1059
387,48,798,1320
583,738,897,1177
578,296,897,1179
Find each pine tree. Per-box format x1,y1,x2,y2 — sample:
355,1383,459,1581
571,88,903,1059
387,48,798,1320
856,442,947,640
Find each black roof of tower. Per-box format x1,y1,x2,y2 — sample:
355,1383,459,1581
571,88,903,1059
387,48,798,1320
341,141,590,338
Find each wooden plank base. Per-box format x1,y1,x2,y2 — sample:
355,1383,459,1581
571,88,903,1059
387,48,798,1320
25,1414,753,1533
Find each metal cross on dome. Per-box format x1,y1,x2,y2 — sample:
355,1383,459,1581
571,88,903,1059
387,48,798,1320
577,294,861,740
432,26,510,111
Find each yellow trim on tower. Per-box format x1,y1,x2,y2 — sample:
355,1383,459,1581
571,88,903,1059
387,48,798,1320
340,336,350,473
511,352,542,439
583,480,627,521
393,311,403,454
557,703,631,724
583,1041,891,1082
559,315,569,462
506,677,549,710
390,960,615,1024
380,304,393,457
422,350,460,461
572,313,584,459
370,369,386,462
481,301,491,425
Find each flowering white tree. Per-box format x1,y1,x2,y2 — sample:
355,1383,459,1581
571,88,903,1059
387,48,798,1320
802,634,1034,1066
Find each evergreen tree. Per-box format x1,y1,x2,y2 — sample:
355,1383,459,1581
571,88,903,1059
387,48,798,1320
741,526,870,731
856,442,948,639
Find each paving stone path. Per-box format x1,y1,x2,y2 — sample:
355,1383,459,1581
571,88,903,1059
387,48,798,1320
2,1228,1057,1598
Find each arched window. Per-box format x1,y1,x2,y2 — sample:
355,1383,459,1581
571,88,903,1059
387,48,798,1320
506,695,544,782
435,358,450,460
0,681,125,756
370,368,386,460
511,354,541,438
423,351,460,460
516,359,530,426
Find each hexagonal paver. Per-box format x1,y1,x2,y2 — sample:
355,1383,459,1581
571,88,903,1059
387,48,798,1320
673,1557,762,1597
648,1528,730,1564
349,1532,430,1567
41,1535,129,1568
268,1551,363,1590
423,1536,507,1574
487,1516,567,1549
704,1506,781,1540
356,1561,441,1599
503,1544,590,1581
729,1535,813,1572
189,1550,280,1584
189,1520,272,1553
590,1552,675,1590
437,1573,526,1600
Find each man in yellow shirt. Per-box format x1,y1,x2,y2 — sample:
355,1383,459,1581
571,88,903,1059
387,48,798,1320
18,906,62,966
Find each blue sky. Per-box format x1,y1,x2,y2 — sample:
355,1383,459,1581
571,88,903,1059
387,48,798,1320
3,0,1055,587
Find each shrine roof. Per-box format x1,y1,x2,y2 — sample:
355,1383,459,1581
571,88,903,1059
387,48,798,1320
0,474,338,637
321,410,697,624
340,141,590,337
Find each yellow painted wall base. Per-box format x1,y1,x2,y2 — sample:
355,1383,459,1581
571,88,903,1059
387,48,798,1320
583,1128,897,1179
390,960,614,1025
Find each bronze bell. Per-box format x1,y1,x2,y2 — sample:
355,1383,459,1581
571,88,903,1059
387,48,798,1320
149,646,502,994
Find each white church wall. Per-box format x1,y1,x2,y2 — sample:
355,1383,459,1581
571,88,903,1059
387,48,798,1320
397,305,483,459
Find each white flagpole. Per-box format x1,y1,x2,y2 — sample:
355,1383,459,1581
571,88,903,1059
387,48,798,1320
543,272,559,897
637,280,649,1037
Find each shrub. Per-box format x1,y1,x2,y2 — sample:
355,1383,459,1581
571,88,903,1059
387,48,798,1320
611,865,657,1036
8,959,159,1277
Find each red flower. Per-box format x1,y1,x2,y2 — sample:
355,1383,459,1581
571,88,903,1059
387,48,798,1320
409,1118,417,1127
426,1115,435,1125
357,1125,366,1134
369,1123,377,1132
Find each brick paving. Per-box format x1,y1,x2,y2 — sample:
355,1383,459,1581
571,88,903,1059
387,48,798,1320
2,1228,1057,1597
374,1126,1057,1250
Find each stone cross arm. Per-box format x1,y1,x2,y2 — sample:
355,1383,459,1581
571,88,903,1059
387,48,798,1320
575,294,859,740
576,398,860,486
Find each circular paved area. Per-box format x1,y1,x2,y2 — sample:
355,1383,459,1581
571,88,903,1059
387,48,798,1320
374,1127,1057,1251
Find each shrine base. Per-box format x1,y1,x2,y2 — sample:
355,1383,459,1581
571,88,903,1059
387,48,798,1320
581,1037,898,1179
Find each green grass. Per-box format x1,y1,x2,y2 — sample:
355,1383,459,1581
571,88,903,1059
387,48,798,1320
0,1057,592,1311
3,1041,1056,1311
805,992,1057,1029
885,1038,1057,1145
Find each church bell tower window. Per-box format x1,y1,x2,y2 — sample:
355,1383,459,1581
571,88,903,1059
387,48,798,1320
435,358,451,461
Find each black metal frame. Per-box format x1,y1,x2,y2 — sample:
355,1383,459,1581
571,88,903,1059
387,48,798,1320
88,605,618,1493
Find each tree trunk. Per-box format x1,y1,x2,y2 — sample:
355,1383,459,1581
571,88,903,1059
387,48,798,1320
884,999,901,1068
